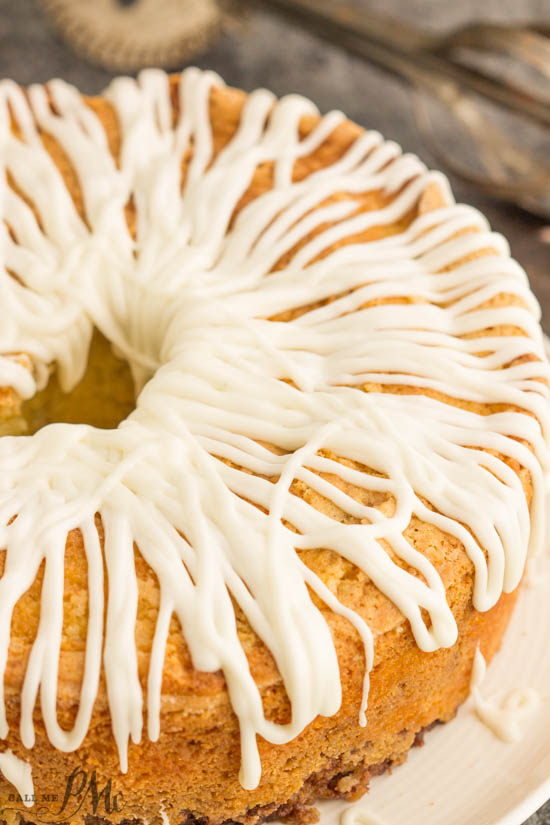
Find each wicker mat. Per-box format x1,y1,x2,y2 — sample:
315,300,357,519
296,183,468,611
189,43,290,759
38,0,221,71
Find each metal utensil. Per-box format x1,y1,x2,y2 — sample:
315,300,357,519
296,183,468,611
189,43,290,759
260,0,550,219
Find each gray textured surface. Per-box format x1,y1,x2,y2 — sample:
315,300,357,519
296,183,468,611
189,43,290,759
0,0,549,822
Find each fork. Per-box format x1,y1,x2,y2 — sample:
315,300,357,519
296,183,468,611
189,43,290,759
259,0,550,219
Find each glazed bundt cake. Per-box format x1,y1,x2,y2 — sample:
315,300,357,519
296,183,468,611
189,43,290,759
0,68,547,825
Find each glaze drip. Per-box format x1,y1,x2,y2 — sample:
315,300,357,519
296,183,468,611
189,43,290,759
470,648,541,742
0,68,548,789
340,804,384,825
0,749,33,807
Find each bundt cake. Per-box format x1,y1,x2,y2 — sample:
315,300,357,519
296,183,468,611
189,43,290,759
0,67,547,825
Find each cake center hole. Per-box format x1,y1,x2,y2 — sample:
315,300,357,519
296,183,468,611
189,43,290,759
21,330,136,434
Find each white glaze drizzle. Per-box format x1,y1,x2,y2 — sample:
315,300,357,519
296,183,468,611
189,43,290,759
340,804,384,825
470,648,541,742
0,68,548,789
0,749,34,807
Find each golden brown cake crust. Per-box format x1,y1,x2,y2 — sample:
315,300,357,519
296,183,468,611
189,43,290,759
0,75,534,825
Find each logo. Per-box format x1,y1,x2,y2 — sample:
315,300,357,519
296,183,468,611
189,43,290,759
1,767,126,823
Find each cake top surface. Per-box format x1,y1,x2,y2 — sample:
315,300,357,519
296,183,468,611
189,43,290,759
0,67,548,790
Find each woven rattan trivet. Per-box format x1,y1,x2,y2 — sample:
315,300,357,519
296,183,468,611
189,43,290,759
39,0,221,72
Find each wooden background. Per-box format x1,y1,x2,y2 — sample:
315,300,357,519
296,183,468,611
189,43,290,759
0,0,548,822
